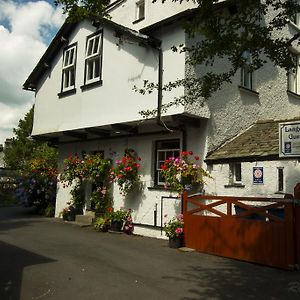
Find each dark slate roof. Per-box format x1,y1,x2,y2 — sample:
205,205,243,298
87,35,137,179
205,118,300,163
23,18,159,91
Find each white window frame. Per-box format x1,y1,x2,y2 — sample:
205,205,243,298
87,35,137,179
62,44,77,92
85,31,102,85
135,0,145,21
240,51,253,90
155,140,180,186
288,53,299,94
229,162,242,184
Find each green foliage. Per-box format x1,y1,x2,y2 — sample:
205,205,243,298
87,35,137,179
44,203,55,217
93,216,110,231
70,181,85,210
4,106,58,171
54,0,110,22
106,207,130,223
90,186,112,212
163,214,184,239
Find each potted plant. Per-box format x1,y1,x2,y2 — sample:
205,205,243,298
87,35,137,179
107,207,130,232
60,204,76,221
164,214,184,248
160,151,209,194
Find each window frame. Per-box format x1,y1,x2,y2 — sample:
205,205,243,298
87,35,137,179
240,51,253,90
229,162,242,184
135,0,145,22
61,43,77,93
84,30,103,86
277,167,284,192
154,139,181,186
288,52,299,94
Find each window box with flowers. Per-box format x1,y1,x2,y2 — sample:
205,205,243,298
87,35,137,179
164,214,184,248
111,149,141,196
160,151,210,194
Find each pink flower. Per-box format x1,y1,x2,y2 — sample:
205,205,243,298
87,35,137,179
175,228,183,235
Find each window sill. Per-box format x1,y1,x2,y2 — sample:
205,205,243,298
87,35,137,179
58,88,76,98
147,186,171,191
238,85,259,96
287,90,300,100
274,191,285,195
80,80,103,91
224,183,245,188
133,17,145,24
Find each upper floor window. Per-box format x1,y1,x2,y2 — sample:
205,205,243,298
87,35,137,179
155,139,180,186
290,0,300,27
62,44,77,92
135,0,145,21
240,51,253,90
85,31,102,85
288,53,299,94
229,162,242,184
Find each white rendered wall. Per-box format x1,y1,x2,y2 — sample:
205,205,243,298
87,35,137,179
54,128,204,235
108,0,197,31
205,160,300,197
32,20,187,136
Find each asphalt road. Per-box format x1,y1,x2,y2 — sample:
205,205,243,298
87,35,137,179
0,206,300,300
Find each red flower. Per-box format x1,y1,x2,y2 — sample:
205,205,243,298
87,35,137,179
107,207,113,213
194,155,200,160
189,151,193,155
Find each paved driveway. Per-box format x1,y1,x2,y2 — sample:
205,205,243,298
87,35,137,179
0,206,299,300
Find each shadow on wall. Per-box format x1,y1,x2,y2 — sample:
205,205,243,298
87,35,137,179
123,181,147,213
0,241,56,300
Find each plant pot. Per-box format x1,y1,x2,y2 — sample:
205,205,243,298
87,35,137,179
110,221,123,232
63,213,75,221
168,236,183,248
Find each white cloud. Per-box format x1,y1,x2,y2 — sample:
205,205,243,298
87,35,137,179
0,0,65,145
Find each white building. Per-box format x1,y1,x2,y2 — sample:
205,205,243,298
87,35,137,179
23,1,300,237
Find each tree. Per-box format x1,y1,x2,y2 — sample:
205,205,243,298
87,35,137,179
55,0,300,115
4,106,57,170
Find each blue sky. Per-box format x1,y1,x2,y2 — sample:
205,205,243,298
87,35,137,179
0,0,65,145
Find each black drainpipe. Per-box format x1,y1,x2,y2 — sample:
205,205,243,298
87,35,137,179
156,45,163,125
155,43,187,152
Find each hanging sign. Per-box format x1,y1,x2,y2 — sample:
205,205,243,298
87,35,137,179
253,167,263,184
279,121,300,157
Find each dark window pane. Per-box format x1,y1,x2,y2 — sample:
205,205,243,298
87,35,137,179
94,57,100,78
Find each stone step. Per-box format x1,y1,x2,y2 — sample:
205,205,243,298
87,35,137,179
75,214,93,225
85,210,95,217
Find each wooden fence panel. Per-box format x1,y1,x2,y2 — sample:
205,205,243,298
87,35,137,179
183,193,297,270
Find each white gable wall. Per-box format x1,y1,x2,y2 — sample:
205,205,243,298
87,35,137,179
108,0,197,31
